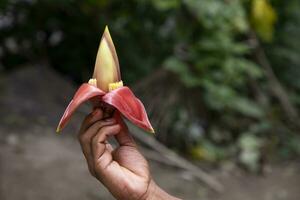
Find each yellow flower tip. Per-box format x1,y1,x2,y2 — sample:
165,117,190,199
56,126,61,133
88,78,97,87
104,25,109,33
93,26,121,92
108,81,123,91
150,128,155,134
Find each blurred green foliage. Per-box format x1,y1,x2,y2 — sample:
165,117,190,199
1,0,300,170
269,0,300,90
0,0,173,83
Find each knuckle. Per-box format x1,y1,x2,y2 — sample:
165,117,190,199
95,121,105,128
80,133,90,143
95,121,114,132
92,133,102,146
92,134,99,145
90,120,104,131
98,126,112,136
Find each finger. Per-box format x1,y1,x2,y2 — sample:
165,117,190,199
105,142,114,153
114,118,136,147
112,118,147,178
78,118,116,176
92,124,121,174
79,108,103,134
79,119,116,176
115,128,136,147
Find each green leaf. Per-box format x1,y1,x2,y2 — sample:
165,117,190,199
251,0,277,42
203,81,264,118
164,57,201,87
232,97,264,118
151,0,180,11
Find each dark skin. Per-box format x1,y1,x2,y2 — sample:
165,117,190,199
78,108,180,200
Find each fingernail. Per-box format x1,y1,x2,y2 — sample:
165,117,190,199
104,118,115,122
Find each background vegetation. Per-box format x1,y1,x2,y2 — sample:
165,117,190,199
1,0,300,172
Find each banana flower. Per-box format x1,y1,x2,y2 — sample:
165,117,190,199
57,26,154,133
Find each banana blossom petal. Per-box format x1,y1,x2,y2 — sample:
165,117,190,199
57,84,154,133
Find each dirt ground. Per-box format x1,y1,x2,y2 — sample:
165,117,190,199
0,65,300,200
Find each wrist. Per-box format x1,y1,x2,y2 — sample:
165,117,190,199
145,179,180,200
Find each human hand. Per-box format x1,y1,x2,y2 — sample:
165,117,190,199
78,108,179,200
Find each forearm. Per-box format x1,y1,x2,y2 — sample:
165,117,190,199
146,180,181,200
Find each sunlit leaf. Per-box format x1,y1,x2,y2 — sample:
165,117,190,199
251,0,277,42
